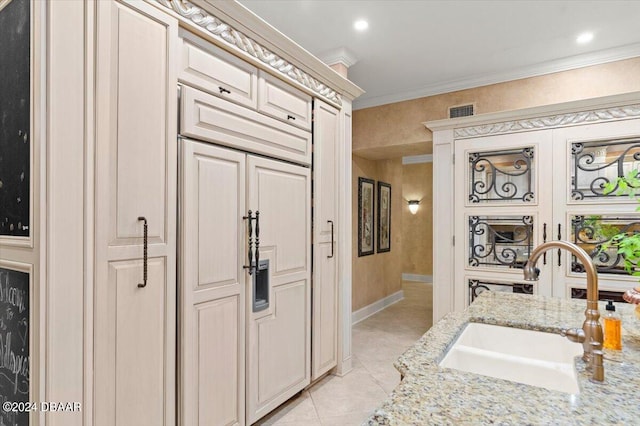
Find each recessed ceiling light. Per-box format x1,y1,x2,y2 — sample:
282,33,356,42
354,19,368,31
576,32,594,44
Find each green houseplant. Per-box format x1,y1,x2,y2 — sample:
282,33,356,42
602,169,640,277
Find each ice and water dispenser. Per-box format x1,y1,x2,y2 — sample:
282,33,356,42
253,259,269,312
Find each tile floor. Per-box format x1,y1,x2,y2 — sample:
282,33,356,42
258,281,433,425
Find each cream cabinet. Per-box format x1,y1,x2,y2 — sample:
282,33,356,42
179,28,258,109
94,1,177,425
258,71,313,130
312,99,340,380
428,96,640,322
41,1,362,425
181,85,312,165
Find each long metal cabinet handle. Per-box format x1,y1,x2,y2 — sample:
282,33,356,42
138,216,148,288
542,223,547,265
557,223,562,267
255,211,260,267
327,220,334,258
243,210,254,275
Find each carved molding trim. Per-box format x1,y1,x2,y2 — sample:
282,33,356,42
156,0,342,106
454,104,640,138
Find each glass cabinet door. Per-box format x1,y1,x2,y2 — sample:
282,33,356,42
553,119,640,297
454,130,553,309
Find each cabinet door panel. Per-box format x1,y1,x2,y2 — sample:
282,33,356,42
312,242,338,379
196,297,242,426
313,100,339,243
454,130,553,308
94,2,177,425
256,281,308,400
258,71,312,130
181,86,312,166
104,1,173,246
180,140,245,426
312,99,339,379
246,155,311,424
552,119,640,297
111,259,167,426
179,29,258,109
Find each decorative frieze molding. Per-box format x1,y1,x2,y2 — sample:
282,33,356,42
156,0,342,106
454,104,640,139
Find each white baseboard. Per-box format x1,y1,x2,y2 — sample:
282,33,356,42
334,356,352,377
402,273,433,283
351,290,404,325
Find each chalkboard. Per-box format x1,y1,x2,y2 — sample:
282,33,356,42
0,0,30,237
0,267,29,426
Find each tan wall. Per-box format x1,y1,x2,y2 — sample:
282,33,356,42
402,162,433,276
353,57,640,153
352,156,403,311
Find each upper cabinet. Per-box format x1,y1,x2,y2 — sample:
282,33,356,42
179,29,258,110
258,71,312,131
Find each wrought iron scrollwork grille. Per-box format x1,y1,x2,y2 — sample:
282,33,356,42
571,138,640,200
469,279,534,303
468,216,534,268
468,147,534,203
571,215,640,275
571,288,625,302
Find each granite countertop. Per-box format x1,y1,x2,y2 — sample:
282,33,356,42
366,292,640,425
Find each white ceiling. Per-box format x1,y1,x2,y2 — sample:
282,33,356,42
237,0,640,110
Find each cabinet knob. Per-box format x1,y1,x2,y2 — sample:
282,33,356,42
219,86,231,95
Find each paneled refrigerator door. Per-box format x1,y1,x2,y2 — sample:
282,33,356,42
179,140,246,426
246,155,311,424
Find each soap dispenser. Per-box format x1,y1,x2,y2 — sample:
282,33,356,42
603,300,622,350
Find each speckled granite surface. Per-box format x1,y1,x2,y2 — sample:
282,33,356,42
366,292,640,425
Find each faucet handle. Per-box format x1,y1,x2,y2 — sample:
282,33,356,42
589,341,604,382
561,328,586,343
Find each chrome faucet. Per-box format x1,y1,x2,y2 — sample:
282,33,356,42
523,240,604,382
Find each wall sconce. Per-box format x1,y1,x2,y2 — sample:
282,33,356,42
408,200,420,215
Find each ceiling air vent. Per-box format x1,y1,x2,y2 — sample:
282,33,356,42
449,103,475,118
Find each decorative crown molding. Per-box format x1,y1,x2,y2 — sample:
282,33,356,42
454,104,640,139
318,47,359,68
156,0,342,106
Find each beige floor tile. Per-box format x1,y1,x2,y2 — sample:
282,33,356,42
358,359,402,395
318,411,373,425
309,366,388,418
260,281,433,424
258,391,319,425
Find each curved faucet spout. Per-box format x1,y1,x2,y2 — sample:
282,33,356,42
523,240,604,382
525,241,599,307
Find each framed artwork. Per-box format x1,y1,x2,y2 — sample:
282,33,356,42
377,181,391,253
358,177,375,256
